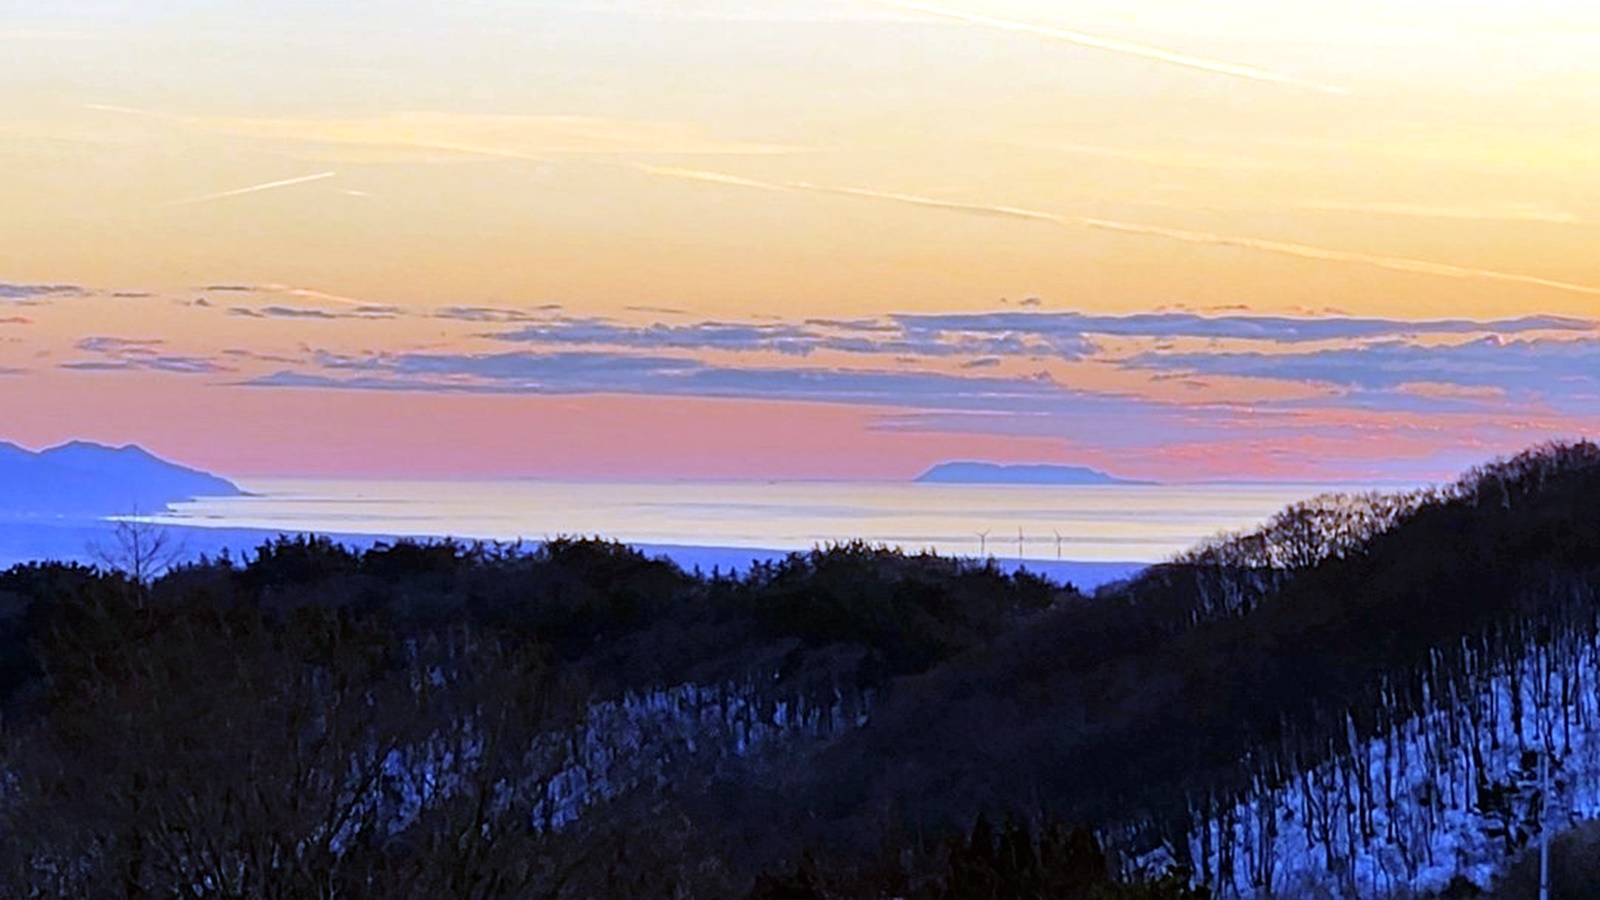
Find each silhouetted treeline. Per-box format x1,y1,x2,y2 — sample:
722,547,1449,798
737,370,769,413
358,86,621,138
0,536,1080,896
0,536,1063,703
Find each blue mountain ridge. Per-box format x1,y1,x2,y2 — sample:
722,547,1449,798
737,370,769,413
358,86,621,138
914,461,1153,486
0,440,241,517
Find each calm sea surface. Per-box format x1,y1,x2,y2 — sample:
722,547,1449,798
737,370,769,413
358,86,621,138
150,480,1406,563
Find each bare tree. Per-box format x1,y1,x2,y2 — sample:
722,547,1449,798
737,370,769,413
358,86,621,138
89,510,187,593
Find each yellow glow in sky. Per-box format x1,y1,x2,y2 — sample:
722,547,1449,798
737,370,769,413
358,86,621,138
1,0,1598,479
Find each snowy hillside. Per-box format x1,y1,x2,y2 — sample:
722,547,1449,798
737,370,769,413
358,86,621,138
1131,573,1600,897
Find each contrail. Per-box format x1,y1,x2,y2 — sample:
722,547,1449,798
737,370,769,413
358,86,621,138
641,164,1056,221
638,164,1600,298
1061,215,1600,296
194,282,377,309
162,171,337,207
793,181,1063,224
636,165,789,193
860,0,1348,95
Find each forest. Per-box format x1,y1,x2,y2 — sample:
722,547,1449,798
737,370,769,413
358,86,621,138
3,441,1600,897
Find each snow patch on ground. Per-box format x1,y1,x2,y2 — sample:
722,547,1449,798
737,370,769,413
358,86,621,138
1163,609,1600,898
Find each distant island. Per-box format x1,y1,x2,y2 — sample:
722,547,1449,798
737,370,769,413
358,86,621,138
0,440,241,517
915,461,1153,486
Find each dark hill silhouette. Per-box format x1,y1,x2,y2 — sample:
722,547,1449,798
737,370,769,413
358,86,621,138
0,440,240,517
746,440,1600,892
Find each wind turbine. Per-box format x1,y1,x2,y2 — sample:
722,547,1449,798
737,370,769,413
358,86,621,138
976,530,990,557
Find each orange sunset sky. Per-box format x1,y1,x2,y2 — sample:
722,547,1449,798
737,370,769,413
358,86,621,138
2,0,1598,480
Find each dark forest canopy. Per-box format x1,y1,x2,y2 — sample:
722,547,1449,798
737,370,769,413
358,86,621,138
2,440,1600,897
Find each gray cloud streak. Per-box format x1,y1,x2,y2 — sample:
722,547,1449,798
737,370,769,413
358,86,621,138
0,283,84,302
1128,336,1600,403
489,309,1596,361
228,304,401,320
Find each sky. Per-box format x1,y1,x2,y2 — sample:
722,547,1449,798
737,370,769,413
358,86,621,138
2,0,1598,481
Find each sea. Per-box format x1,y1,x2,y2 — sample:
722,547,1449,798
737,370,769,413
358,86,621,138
101,478,1408,588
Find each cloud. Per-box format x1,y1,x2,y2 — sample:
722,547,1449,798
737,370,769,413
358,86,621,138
228,304,401,320
434,305,560,323
219,347,301,363
246,348,1103,411
65,334,230,375
1127,337,1600,412
859,0,1349,94
494,317,823,356
637,165,1600,298
888,311,1596,344
229,307,329,320
245,371,499,393
491,314,1099,359
61,356,229,375
23,274,1600,447
215,283,378,309
484,310,1595,365
448,311,1600,421
0,283,84,301
243,346,1263,451
76,336,163,353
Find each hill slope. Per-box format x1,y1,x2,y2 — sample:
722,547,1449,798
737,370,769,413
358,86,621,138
751,442,1600,895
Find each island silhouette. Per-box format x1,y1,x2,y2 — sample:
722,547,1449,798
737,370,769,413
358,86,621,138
915,461,1153,486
